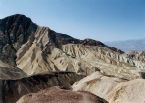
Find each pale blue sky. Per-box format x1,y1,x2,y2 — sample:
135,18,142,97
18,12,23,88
0,0,145,42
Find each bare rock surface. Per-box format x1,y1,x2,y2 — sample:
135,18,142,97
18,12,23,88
0,67,26,80
17,86,108,103
0,72,83,103
72,71,126,99
106,79,145,103
73,72,145,103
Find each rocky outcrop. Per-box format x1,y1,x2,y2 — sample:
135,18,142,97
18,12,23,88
73,72,145,103
72,71,126,99
106,79,145,103
0,72,84,103
17,86,108,103
0,67,27,80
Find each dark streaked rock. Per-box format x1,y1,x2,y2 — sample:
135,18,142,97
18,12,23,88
0,14,37,66
0,72,84,103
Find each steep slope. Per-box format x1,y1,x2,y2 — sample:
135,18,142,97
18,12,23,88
17,86,108,103
0,72,84,103
0,14,37,66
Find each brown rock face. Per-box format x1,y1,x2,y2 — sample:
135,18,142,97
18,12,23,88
0,72,84,103
0,67,26,80
17,86,108,103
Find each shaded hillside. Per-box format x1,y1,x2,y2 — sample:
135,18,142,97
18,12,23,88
0,72,84,103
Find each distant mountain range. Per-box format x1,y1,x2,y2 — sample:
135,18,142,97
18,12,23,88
105,38,145,51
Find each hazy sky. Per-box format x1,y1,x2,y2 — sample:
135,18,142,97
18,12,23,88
0,0,145,42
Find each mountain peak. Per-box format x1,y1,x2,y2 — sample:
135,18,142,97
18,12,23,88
0,14,37,66
0,14,37,44
0,14,31,22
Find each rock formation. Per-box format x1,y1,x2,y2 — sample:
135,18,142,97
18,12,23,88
106,79,145,103
17,86,108,103
72,71,126,98
72,72,145,103
0,72,84,103
0,67,26,80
